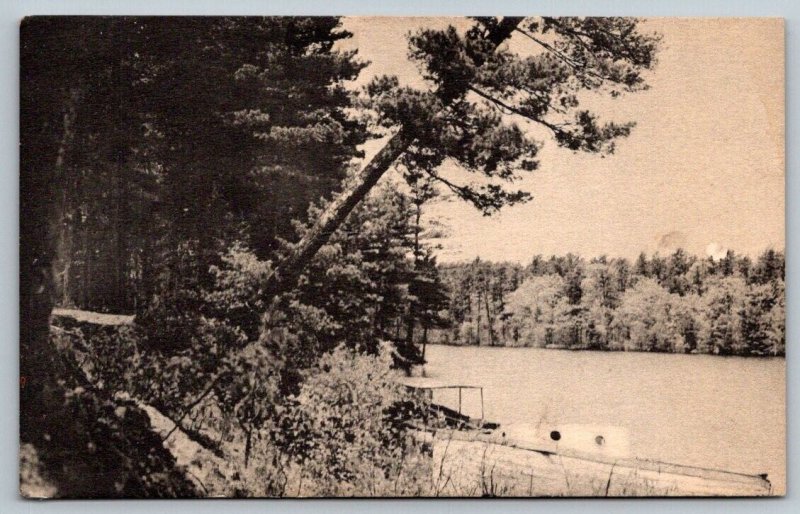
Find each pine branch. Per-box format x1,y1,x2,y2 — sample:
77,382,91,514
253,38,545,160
514,27,628,87
468,85,564,135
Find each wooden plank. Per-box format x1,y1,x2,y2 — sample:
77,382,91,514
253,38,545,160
52,308,134,326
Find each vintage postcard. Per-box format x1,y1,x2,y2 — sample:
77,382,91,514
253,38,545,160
20,16,784,498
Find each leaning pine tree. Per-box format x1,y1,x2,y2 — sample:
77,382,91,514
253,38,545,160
265,16,660,298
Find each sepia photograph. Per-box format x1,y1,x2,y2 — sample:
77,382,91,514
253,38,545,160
19,15,785,498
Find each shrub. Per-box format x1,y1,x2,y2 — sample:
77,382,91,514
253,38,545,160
279,342,430,496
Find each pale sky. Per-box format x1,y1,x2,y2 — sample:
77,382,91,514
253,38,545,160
338,17,785,263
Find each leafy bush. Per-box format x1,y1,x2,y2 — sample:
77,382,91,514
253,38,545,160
279,343,430,496
205,242,273,341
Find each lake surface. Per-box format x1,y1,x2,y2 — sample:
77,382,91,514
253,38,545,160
421,345,786,493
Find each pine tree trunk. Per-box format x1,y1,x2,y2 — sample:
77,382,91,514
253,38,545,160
80,212,88,308
422,326,428,361
484,289,495,346
52,88,82,307
405,312,415,346
265,127,413,297
405,200,422,350
475,291,482,346
114,155,126,312
21,84,82,437
55,179,72,307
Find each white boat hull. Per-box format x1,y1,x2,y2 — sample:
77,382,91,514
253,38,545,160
425,430,772,497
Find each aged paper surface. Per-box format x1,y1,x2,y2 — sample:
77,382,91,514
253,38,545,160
20,17,784,498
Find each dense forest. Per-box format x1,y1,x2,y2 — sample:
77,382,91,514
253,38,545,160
434,249,785,356
21,15,739,498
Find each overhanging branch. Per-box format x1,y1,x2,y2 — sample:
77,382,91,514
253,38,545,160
468,85,565,136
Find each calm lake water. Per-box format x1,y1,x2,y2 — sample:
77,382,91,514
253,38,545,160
421,344,786,493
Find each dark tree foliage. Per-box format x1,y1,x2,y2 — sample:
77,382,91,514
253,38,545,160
367,16,659,212
272,183,447,387
22,17,368,317
19,317,199,498
20,16,367,497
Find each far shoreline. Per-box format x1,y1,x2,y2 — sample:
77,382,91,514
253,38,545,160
421,341,786,359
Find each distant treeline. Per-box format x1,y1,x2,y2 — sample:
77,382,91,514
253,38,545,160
433,249,785,356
